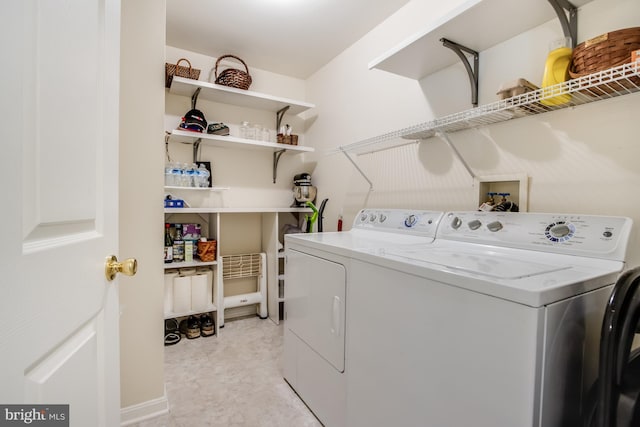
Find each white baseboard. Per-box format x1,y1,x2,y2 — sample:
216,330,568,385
120,391,169,426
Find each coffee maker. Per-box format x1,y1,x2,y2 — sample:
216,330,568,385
292,173,317,207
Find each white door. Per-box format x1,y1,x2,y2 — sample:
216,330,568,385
0,1,123,426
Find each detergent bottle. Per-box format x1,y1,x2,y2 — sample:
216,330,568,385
541,37,573,106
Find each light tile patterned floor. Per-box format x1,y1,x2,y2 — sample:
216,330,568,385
130,316,322,427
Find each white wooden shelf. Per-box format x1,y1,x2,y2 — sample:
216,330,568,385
336,62,640,155
164,260,217,270
169,129,313,153
369,0,593,80
164,185,230,191
169,76,315,115
164,303,217,320
164,207,312,214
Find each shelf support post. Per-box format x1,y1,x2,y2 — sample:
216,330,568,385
193,138,201,163
191,87,201,109
440,38,479,107
547,0,578,48
276,106,290,133
436,131,476,180
339,148,374,191
273,149,286,184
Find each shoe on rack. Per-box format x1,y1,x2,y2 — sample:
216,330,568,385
164,318,181,346
179,315,201,339
200,313,215,337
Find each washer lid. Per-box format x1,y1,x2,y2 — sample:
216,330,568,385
387,247,569,280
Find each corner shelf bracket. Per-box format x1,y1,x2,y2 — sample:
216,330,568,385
547,0,578,48
339,148,374,191
276,106,290,132
441,38,479,107
273,149,286,184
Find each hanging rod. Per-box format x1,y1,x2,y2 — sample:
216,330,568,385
547,0,578,47
441,38,479,107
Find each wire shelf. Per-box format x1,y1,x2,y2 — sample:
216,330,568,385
335,62,640,155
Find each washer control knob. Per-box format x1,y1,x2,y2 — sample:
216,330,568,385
379,214,387,223
404,214,417,228
369,214,377,222
360,213,368,222
487,221,503,232
468,219,482,230
603,231,613,238
451,216,462,230
549,223,571,238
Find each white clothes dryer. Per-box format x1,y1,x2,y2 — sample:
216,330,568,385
283,209,444,427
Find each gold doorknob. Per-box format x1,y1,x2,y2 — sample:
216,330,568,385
105,255,137,281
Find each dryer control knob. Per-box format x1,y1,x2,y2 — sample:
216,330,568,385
404,215,417,228
487,221,503,232
468,219,482,230
379,214,387,223
451,216,462,230
360,213,368,222
369,214,377,222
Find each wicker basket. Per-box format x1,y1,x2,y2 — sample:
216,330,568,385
165,58,201,88
569,27,640,78
214,55,252,90
197,240,217,262
277,134,298,145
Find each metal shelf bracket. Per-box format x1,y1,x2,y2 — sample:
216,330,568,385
276,106,290,132
192,138,202,163
441,38,479,107
339,148,374,191
436,131,476,180
547,0,578,48
273,149,286,184
191,87,201,109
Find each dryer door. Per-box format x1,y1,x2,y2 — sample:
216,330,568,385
286,249,346,372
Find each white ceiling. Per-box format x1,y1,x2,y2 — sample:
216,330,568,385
166,0,410,79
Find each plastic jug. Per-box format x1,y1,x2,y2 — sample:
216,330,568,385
541,37,572,106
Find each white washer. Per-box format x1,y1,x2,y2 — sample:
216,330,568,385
285,210,632,427
283,209,444,427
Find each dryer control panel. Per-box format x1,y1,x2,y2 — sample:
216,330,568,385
354,209,443,238
438,211,633,261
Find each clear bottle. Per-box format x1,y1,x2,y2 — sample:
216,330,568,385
164,223,174,263
164,163,173,186
173,224,184,263
240,121,251,139
186,163,198,187
197,163,211,187
171,162,184,187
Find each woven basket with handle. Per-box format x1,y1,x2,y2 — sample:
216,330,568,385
165,58,201,88
214,55,252,90
197,240,217,262
569,27,640,78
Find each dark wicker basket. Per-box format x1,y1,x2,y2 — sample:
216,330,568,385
569,27,640,78
165,58,201,88
214,55,252,90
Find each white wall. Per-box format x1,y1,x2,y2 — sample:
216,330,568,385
305,0,640,265
119,0,166,414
